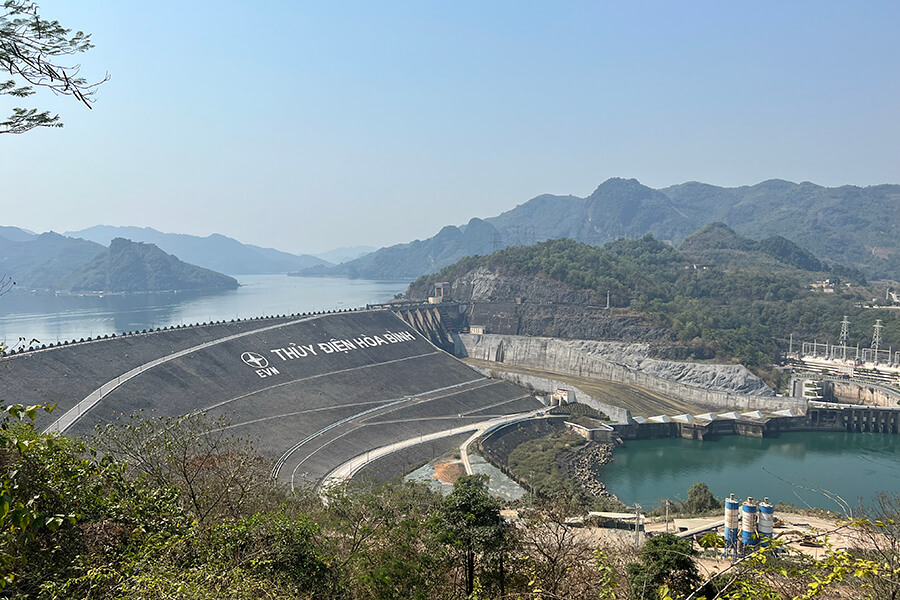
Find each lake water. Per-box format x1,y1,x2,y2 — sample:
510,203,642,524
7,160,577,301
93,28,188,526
600,431,900,512
0,275,410,347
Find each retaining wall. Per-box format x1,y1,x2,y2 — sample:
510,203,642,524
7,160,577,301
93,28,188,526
460,333,806,413
824,380,900,407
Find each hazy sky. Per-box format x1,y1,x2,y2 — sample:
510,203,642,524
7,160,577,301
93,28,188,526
2,1,898,255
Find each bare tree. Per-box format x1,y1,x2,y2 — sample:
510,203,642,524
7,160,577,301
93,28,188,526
94,411,276,523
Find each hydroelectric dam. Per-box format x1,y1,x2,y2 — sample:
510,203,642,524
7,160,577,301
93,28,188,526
0,308,542,487
5,303,899,494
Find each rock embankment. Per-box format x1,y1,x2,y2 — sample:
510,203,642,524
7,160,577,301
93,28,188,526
559,442,615,497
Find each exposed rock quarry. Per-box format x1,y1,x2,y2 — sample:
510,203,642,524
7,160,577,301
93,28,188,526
566,339,774,396
447,266,601,305
412,267,676,342
461,333,774,397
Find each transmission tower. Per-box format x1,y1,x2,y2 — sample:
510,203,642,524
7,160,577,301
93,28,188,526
491,233,502,253
873,319,884,364
839,316,850,360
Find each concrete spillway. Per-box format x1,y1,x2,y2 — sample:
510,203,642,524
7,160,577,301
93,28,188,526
0,310,541,485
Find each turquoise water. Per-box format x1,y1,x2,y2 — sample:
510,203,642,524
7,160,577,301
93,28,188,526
600,431,900,512
0,275,410,346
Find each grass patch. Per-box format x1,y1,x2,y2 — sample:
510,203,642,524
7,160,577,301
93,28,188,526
507,431,586,499
550,403,609,421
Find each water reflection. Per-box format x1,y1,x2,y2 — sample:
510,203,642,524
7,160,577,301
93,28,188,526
0,275,410,346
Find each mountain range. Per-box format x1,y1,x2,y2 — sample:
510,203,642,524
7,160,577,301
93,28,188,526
0,231,238,293
64,226,330,275
299,178,900,281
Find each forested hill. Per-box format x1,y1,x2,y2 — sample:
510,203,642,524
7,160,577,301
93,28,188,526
677,222,865,279
0,232,105,290
407,236,899,382
60,238,238,293
0,232,238,293
300,178,900,281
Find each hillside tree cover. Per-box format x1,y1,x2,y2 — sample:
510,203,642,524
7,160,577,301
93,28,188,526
3,405,900,598
0,0,106,134
417,236,900,387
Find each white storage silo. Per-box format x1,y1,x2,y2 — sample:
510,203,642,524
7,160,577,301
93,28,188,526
724,493,740,551
758,497,774,547
741,497,758,548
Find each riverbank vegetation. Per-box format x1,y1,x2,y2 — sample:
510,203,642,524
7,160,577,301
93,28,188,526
506,430,587,500
6,404,900,599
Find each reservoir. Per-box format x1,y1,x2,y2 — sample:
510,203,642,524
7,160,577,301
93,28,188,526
600,431,900,512
0,275,410,347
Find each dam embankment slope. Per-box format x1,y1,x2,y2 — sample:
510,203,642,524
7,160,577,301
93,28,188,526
1,310,541,484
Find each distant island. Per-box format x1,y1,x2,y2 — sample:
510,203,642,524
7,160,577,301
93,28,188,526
0,233,237,293
61,237,238,293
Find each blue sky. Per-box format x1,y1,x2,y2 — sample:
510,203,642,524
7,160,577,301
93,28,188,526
2,1,898,255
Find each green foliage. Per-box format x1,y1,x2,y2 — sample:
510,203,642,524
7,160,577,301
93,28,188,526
507,430,586,501
418,235,899,377
320,479,445,600
650,482,722,518
0,1,107,134
684,482,720,514
550,402,609,421
176,511,338,596
437,475,509,597
0,403,189,597
626,533,700,600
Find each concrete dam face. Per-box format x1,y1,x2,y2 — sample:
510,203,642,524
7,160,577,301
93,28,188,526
1,310,541,486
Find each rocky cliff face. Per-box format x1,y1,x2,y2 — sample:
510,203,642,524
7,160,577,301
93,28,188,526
467,303,676,343
445,266,602,305
462,334,775,397
409,266,676,343
565,339,774,396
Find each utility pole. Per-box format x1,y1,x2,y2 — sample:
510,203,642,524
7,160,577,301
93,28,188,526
634,503,642,549
665,499,670,533
606,290,611,310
